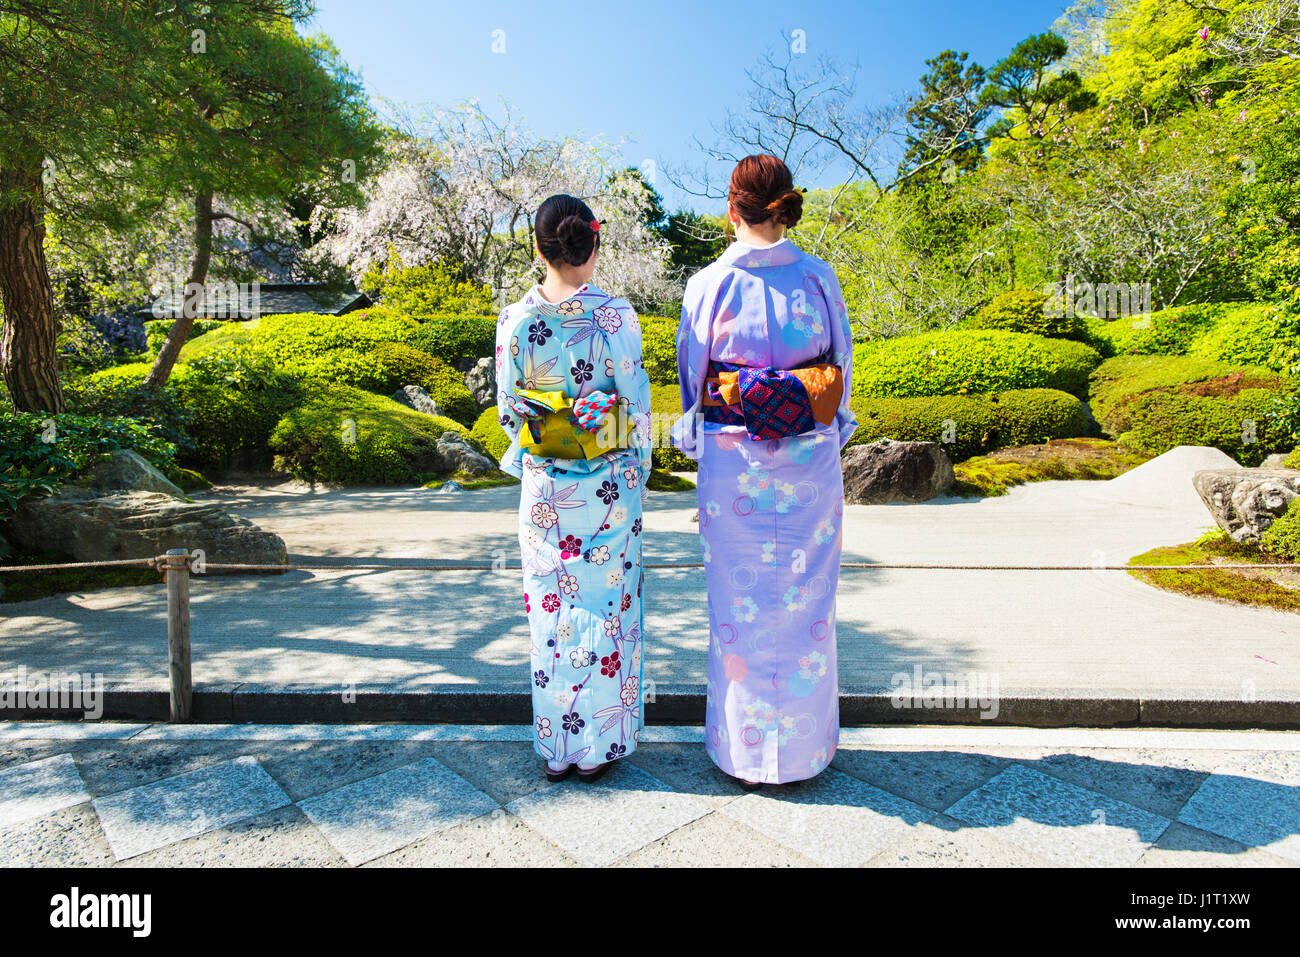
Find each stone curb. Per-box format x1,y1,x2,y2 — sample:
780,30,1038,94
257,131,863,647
4,685,1299,729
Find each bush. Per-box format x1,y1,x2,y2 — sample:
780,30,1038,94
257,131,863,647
1261,506,1300,561
649,380,695,471
0,411,176,509
639,315,679,385
1089,354,1295,436
269,383,472,485
1083,303,1228,359
853,329,1101,400
847,388,1091,460
361,254,495,317
68,354,302,472
1189,302,1300,373
968,288,1088,341
370,342,477,425
470,406,511,463
145,318,224,355
64,363,196,461
1115,389,1291,465
405,314,497,371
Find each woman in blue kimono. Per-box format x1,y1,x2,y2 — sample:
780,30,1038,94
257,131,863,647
495,194,652,783
673,155,857,788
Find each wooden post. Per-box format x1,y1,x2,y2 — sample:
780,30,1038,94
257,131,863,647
165,548,192,722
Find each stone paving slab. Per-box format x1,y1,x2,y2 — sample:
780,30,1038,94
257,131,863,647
2,723,1296,868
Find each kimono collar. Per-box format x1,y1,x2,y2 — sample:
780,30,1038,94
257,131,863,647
716,236,802,269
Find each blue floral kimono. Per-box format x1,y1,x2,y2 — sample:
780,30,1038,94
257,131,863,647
495,283,653,767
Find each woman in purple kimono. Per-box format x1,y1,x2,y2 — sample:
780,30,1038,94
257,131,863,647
673,155,857,788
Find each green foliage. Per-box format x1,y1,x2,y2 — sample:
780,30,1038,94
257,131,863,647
968,288,1087,340
0,410,175,509
1116,389,1290,465
1088,354,1295,436
145,318,224,355
370,342,477,425
853,329,1101,399
269,383,471,485
362,253,495,316
1188,304,1300,373
1261,506,1300,562
846,387,1091,460
64,363,196,460
639,315,679,385
69,353,302,472
470,406,511,463
952,439,1149,497
1084,303,1237,358
405,314,498,370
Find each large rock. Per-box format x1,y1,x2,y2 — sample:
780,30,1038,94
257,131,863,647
464,357,496,410
391,384,442,417
8,490,288,573
72,449,185,498
842,439,955,504
433,432,497,477
1193,468,1300,542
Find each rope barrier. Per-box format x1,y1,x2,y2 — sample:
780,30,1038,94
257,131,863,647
2,545,1294,724
1,557,1296,573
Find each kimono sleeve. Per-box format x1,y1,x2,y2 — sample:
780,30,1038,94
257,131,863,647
819,266,859,449
493,310,529,477
604,301,653,492
671,273,714,461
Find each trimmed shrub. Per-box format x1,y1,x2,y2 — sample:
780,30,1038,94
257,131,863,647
1189,302,1300,373
1261,505,1300,561
369,342,477,425
989,388,1093,447
852,329,1101,400
0,411,176,509
639,315,679,385
470,406,511,463
1089,354,1295,435
361,255,495,317
1084,303,1227,359
847,389,1091,460
969,288,1088,341
406,314,498,370
269,383,471,485
1115,389,1291,465
1286,448,1300,469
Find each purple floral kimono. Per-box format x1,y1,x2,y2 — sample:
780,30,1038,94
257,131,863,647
496,283,653,768
673,238,857,783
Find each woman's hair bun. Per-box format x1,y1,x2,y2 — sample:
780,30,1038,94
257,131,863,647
536,195,600,267
729,154,803,229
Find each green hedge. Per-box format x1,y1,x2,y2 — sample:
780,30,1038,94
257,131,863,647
1084,303,1236,359
405,314,498,370
1261,506,1300,561
1089,354,1295,436
0,411,176,509
144,318,224,354
269,383,473,485
852,329,1101,400
640,315,679,385
369,342,477,425
846,388,1092,461
470,406,511,463
67,353,302,472
967,288,1088,341
1115,389,1291,465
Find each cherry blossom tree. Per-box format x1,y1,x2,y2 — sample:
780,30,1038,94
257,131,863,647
315,102,677,311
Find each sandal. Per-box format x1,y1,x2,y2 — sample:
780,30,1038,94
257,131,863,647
576,762,611,784
544,761,575,782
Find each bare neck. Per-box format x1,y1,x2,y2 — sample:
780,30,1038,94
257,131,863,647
734,218,786,247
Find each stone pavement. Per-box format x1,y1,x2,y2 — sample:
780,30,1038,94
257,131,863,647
1,477,1297,718
0,722,1297,867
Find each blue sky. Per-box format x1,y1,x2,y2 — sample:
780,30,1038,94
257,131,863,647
306,0,1071,213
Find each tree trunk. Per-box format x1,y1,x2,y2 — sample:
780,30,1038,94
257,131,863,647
144,189,214,389
0,165,64,413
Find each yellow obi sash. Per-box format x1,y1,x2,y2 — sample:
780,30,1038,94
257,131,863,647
517,389,632,460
